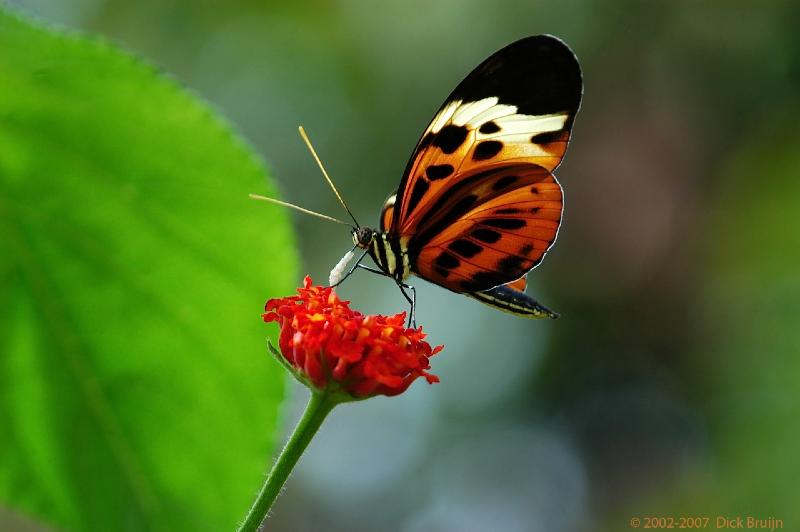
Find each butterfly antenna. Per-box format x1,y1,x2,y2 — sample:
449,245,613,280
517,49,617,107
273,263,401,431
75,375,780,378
298,125,360,228
249,194,349,226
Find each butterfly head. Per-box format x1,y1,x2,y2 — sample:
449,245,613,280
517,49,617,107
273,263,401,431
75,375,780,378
352,227,375,249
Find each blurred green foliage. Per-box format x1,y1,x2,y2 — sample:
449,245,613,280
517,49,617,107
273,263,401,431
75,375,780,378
0,8,296,531
595,115,800,529
680,119,800,519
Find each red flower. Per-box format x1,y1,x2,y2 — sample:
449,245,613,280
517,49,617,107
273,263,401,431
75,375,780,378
263,276,442,398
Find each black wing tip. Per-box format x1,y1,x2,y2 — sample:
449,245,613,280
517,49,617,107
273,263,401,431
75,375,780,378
510,34,574,49
499,34,581,68
457,34,583,117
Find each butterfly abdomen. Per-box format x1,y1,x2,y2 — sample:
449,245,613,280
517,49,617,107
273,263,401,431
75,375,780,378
467,284,558,319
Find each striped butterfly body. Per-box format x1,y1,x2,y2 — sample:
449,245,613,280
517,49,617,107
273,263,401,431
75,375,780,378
350,35,582,320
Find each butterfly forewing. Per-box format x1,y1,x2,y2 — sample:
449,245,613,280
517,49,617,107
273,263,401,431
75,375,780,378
386,35,581,295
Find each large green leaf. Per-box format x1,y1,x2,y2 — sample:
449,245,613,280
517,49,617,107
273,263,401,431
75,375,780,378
0,7,297,531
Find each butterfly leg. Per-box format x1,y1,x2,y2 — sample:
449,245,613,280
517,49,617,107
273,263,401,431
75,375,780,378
356,264,386,276
337,262,391,282
332,263,417,327
397,282,417,328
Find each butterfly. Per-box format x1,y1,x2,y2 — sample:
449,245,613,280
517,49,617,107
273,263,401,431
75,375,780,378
254,35,582,325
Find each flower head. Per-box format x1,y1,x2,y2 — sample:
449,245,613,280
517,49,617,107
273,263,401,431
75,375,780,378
263,276,442,399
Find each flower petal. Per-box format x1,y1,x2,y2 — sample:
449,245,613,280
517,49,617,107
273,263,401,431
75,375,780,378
262,276,442,398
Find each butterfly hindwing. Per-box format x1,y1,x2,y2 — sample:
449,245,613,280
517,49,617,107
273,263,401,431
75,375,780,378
409,163,562,293
504,276,527,292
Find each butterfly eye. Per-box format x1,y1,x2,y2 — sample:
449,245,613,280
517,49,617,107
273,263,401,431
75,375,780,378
353,227,374,248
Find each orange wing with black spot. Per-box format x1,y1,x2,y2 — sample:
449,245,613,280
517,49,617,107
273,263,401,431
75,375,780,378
384,35,582,299
409,163,563,292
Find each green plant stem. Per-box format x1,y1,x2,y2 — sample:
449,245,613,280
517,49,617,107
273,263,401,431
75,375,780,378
238,391,338,532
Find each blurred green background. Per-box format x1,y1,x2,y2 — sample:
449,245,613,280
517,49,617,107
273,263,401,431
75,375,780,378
3,0,799,531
